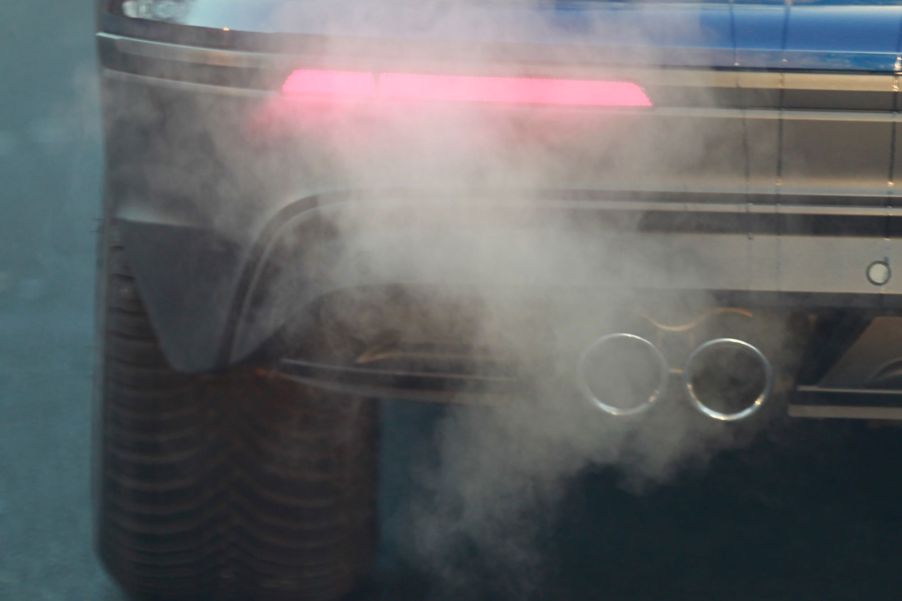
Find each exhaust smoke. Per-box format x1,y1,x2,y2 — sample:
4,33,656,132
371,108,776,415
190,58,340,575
255,5,791,595
103,0,802,596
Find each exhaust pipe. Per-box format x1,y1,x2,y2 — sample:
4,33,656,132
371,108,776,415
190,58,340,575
683,338,773,422
577,333,669,416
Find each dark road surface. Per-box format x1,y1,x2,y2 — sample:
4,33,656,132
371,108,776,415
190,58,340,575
2,2,902,600
0,1,115,598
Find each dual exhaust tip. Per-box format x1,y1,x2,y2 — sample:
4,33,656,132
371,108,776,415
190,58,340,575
577,333,773,422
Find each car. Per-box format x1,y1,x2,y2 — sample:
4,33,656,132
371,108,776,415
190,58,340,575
94,1,902,599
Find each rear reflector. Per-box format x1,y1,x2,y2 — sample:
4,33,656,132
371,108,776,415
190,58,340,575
282,69,652,108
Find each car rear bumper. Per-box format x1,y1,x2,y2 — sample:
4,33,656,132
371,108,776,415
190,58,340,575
100,30,902,419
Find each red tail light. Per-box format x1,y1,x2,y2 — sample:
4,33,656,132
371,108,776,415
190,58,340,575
281,69,652,108
281,69,375,99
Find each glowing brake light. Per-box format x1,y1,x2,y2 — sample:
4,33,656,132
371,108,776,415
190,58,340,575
281,69,652,108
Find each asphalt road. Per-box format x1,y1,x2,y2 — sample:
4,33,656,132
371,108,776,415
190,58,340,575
3,3,902,601
0,1,116,599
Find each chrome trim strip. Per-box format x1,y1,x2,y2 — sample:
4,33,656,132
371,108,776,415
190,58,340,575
795,386,902,395
788,405,902,420
652,107,902,123
653,71,895,93
557,200,898,217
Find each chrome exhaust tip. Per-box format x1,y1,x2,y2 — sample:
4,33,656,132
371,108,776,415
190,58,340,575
577,333,669,416
683,338,773,422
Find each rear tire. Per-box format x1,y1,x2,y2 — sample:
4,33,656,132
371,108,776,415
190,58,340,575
95,228,378,601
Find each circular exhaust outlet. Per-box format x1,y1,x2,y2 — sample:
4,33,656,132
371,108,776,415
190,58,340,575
683,338,773,422
578,333,669,416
